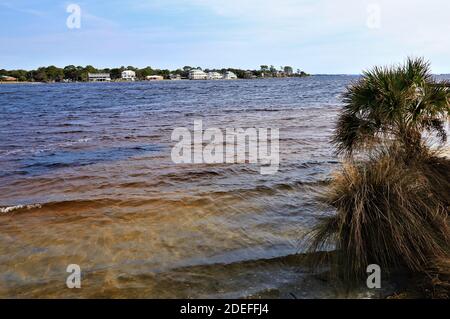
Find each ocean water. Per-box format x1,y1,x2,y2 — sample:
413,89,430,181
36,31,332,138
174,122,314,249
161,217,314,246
0,76,387,298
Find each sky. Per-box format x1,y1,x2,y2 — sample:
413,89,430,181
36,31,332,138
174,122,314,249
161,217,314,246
1,0,450,74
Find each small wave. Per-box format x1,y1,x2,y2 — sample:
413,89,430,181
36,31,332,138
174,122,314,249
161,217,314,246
0,204,42,214
0,138,93,159
162,169,223,181
56,130,85,134
197,179,330,200
159,249,334,276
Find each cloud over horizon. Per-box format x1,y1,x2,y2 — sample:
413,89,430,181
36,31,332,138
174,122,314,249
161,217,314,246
1,0,450,73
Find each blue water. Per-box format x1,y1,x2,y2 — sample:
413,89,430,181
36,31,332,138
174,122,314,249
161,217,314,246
0,76,372,298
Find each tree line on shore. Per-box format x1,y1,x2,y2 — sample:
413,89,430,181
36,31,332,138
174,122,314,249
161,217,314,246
0,65,309,82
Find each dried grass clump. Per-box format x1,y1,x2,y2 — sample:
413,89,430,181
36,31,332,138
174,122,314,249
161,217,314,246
307,147,449,289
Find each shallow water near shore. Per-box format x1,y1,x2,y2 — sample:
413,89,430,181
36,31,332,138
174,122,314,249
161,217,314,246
2,76,447,298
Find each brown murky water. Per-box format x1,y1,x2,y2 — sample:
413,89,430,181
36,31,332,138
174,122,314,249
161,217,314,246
0,77,360,298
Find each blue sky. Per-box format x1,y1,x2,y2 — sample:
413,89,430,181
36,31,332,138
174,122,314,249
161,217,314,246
1,0,450,74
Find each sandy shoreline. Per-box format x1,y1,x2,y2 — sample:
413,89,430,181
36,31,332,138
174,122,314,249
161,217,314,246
0,81,43,84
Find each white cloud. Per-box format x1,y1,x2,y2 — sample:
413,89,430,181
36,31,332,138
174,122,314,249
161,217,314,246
177,0,450,65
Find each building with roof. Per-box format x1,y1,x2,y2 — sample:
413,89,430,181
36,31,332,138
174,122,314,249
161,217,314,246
169,74,182,80
0,75,18,82
88,73,111,82
223,71,238,80
121,70,136,81
146,75,164,81
189,69,207,80
207,72,222,80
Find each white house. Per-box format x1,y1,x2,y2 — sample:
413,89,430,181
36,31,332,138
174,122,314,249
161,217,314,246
122,70,136,81
169,74,182,80
223,71,238,80
88,73,111,82
189,69,207,80
207,72,222,80
146,75,164,81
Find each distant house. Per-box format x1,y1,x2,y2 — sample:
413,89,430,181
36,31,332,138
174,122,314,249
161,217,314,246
121,70,136,81
207,72,222,80
223,71,237,80
244,71,256,79
169,74,181,80
88,73,111,82
189,69,207,80
146,75,164,81
0,75,17,82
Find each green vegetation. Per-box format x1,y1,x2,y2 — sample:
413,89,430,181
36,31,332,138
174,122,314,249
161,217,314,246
334,58,449,158
0,64,309,82
307,58,450,298
0,65,175,82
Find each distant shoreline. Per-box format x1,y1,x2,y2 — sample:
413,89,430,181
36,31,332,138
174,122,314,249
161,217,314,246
0,81,43,84
0,77,316,85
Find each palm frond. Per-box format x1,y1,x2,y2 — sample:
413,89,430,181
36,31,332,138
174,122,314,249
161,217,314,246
334,58,450,155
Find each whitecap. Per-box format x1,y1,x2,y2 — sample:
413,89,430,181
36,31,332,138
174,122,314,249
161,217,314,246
0,204,42,214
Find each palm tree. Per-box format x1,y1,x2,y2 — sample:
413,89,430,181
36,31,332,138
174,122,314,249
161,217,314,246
334,57,449,157
307,59,450,287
